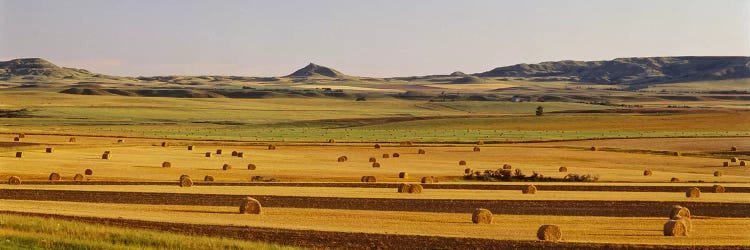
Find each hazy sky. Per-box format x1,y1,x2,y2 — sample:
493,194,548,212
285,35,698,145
1,0,749,77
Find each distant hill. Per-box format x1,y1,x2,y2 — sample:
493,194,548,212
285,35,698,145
287,63,345,78
474,56,750,84
0,58,96,79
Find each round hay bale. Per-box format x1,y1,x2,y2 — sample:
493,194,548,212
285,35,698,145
216,149,222,155
464,168,473,174
369,157,377,163
179,174,190,181
372,162,381,168
222,164,232,170
471,208,493,224
161,142,169,147
337,156,348,162
117,139,124,143
502,164,512,170
537,224,562,241
417,149,426,154
685,187,700,198
407,184,423,193
162,161,172,168
643,169,653,176
663,219,688,236
15,152,22,158
374,144,381,149
420,176,434,184
382,153,390,158
69,137,76,142
231,151,238,156
669,205,691,219
187,145,194,151
670,177,681,182
713,184,726,193
267,144,276,150
473,146,481,152
361,176,376,183
673,151,681,156
397,183,410,193
237,152,244,158
722,162,729,167
398,172,408,178
459,160,467,166
590,146,597,151
13,137,20,142
179,176,193,187
713,171,722,177
49,172,61,181
8,176,21,185
730,157,738,163
204,175,214,182
522,184,537,194
101,153,110,160
741,161,746,167
84,169,93,175
45,148,53,153
205,152,212,157
247,164,256,170
392,153,400,158
73,174,84,181
730,146,737,151
18,133,25,138
328,139,336,143
239,197,262,214
558,166,567,172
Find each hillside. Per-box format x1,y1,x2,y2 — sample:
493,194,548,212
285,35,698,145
0,58,96,80
474,56,750,84
287,63,346,78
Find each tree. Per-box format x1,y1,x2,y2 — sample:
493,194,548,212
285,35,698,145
535,106,544,116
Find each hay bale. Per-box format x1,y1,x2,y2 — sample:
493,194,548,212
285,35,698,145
216,149,222,155
161,142,169,147
15,152,22,158
231,151,238,156
239,197,262,214
502,164,512,170
400,141,413,146
361,176,376,183
84,169,93,175
713,171,722,177
670,177,681,182
205,152,212,157
117,139,124,143
407,184,423,193
382,153,390,158
179,176,193,187
328,139,336,143
685,187,700,198
730,157,738,163
421,176,435,184
162,161,172,168
643,169,653,176
69,137,76,142
372,162,381,168
45,148,53,153
722,162,729,167
558,166,567,172
471,208,493,224
713,184,726,193
237,152,244,158
590,146,597,151
417,149,426,154
374,144,381,149
101,153,110,160
663,219,688,236
73,174,84,181
536,224,562,241
473,146,481,152
522,184,537,194
464,168,473,174
337,156,348,162
204,175,214,182
49,172,61,181
741,161,746,167
731,146,737,151
8,176,21,185
673,151,681,156
669,205,691,219
187,145,194,150
392,153,400,158
397,183,410,193
13,137,20,142
369,157,377,163
398,172,408,178
222,164,232,170
459,160,467,166
268,144,276,150
18,133,25,138
247,164,256,170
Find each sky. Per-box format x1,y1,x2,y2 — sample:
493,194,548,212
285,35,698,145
1,0,749,77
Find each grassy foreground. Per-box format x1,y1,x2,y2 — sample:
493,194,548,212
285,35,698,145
0,213,300,250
